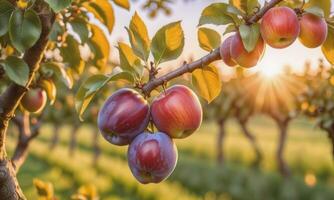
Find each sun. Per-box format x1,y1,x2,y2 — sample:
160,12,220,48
260,66,282,78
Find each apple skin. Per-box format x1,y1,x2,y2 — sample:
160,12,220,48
97,88,150,146
151,85,202,139
128,132,178,184
260,6,300,49
230,33,265,68
299,13,328,48
21,88,47,113
220,35,237,67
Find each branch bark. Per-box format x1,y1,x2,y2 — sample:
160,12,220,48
141,0,283,96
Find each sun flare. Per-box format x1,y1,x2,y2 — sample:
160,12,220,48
260,66,282,78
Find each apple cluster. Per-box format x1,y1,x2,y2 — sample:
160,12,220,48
220,6,328,68
97,85,203,184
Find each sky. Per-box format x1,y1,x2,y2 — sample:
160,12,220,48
108,0,333,78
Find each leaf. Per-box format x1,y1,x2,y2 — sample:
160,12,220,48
1,56,29,86
151,21,184,65
88,25,110,69
0,0,15,37
304,6,324,18
83,0,114,33
49,21,64,41
70,17,90,43
60,35,84,74
113,0,130,10
118,42,143,76
45,0,72,12
322,26,334,65
9,9,41,53
127,12,150,61
75,72,134,120
223,24,237,35
229,0,260,15
239,23,260,52
192,65,222,103
198,27,221,52
305,0,331,18
39,79,57,105
41,62,73,88
198,3,240,26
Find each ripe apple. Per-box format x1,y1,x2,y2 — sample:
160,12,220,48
21,88,47,113
128,132,178,184
260,6,300,48
220,35,237,67
97,88,150,146
230,33,265,68
299,13,328,48
151,85,202,139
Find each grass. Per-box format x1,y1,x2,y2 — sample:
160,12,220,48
6,116,334,199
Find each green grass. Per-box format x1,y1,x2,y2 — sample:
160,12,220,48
7,116,334,199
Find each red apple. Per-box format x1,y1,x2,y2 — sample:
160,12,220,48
299,13,328,48
260,6,300,48
220,35,237,67
230,33,265,68
128,131,178,184
21,88,47,113
97,88,150,146
151,85,202,139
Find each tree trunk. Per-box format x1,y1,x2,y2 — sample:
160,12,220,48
0,160,25,200
69,125,79,157
92,131,101,166
49,125,60,151
326,128,334,159
277,121,291,177
216,120,226,165
239,120,263,166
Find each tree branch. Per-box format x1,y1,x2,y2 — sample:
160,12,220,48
141,0,283,96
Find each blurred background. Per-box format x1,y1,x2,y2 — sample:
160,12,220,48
7,0,334,199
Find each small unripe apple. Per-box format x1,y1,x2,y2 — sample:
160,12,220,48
128,132,178,184
230,33,265,68
97,88,150,146
151,85,202,139
21,88,47,113
299,13,328,48
260,6,300,48
220,35,237,67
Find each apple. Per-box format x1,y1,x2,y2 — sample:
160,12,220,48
299,13,328,48
260,6,300,48
151,85,202,139
220,35,237,67
21,88,47,113
230,33,265,68
128,131,178,184
97,88,150,146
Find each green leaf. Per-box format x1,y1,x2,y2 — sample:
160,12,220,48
192,65,222,103
70,17,90,43
83,0,114,33
322,25,334,65
113,0,130,10
198,27,221,52
118,42,143,77
60,35,84,74
49,21,64,41
39,79,57,105
41,62,73,89
1,56,29,86
223,24,237,35
45,0,72,12
9,9,41,53
0,0,15,37
239,23,260,52
151,21,184,65
87,25,110,69
75,72,134,121
198,3,241,26
127,12,150,61
305,0,331,18
304,6,325,18
229,0,260,15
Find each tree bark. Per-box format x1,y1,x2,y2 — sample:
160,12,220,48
276,120,291,177
49,125,60,151
216,119,226,165
0,160,25,200
238,120,262,166
92,131,101,166
69,124,80,157
326,128,334,159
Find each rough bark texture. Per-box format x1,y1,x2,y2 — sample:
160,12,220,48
0,160,25,200
216,119,226,165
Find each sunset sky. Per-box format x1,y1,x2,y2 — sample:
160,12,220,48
109,0,333,78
